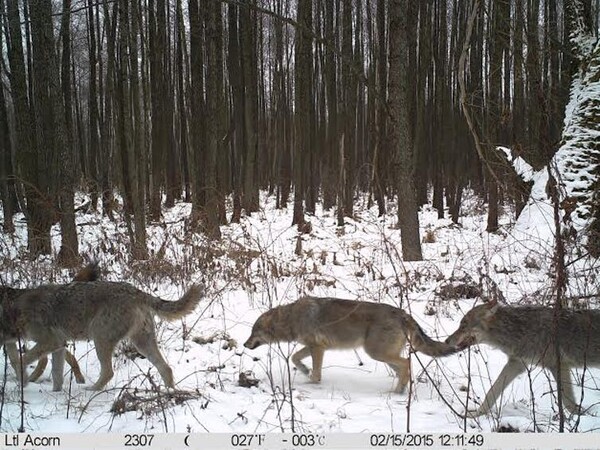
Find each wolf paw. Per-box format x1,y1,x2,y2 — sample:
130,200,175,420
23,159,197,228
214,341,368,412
293,363,310,376
308,371,321,383
16,371,30,388
463,408,484,419
393,385,407,395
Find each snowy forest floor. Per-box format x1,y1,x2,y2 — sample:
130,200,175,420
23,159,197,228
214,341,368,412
1,191,599,433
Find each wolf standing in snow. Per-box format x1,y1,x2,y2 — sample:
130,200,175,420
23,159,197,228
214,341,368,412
446,300,600,416
244,296,458,393
0,281,204,391
1,261,101,390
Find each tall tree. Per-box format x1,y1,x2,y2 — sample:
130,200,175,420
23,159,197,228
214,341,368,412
57,0,80,265
100,0,118,218
188,0,207,229
486,0,511,232
274,0,292,209
87,0,100,210
228,2,244,222
6,0,47,255
202,0,223,239
241,1,260,213
149,0,167,219
129,0,149,258
340,0,356,220
389,0,422,260
373,0,387,216
111,0,146,259
0,7,15,233
175,0,191,202
323,0,338,211
292,0,313,228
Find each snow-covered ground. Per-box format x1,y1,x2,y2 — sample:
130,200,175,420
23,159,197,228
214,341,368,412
1,191,599,434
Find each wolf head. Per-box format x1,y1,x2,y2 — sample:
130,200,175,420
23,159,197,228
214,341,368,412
0,299,19,345
445,300,498,349
244,310,278,350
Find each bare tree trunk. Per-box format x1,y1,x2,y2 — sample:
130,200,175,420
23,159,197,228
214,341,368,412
188,0,206,229
29,0,56,254
87,0,100,210
274,0,291,209
292,0,313,228
323,0,338,211
202,0,223,239
527,0,544,167
228,2,243,223
6,0,48,256
176,0,191,202
341,0,355,219
374,0,386,216
149,0,164,220
100,0,117,219
433,0,448,219
129,0,148,259
57,0,80,266
0,6,15,233
241,1,260,213
389,0,422,261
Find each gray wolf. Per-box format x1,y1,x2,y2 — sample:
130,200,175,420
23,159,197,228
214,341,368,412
0,281,204,391
244,296,457,393
1,262,100,389
445,300,600,417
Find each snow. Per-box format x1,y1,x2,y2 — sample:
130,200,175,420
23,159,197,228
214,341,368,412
1,191,599,434
497,35,600,244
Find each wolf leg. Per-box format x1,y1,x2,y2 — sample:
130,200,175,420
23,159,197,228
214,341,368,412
28,349,83,388
130,330,174,388
365,347,410,394
468,358,524,417
50,348,66,391
19,341,64,387
87,339,117,391
28,356,49,382
389,357,411,394
309,346,325,383
65,350,85,384
5,342,25,381
364,333,410,393
291,346,311,376
548,364,580,414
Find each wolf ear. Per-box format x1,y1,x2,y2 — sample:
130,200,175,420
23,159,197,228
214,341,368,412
485,299,499,314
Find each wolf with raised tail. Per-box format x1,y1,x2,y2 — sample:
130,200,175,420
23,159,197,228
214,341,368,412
0,281,204,391
445,300,600,417
244,296,458,393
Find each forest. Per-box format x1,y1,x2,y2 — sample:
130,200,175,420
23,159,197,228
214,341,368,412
0,0,597,264
1,0,600,435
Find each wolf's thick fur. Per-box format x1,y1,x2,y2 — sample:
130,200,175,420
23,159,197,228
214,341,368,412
1,262,100,389
446,300,600,417
0,281,204,391
244,296,457,393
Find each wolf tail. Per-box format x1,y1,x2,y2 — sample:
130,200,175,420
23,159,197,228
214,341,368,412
406,317,459,357
147,284,205,321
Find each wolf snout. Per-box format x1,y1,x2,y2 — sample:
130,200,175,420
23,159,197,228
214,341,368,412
446,335,473,350
244,338,260,350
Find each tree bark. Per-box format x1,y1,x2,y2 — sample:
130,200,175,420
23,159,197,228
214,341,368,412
202,0,223,239
6,0,48,256
292,0,313,228
57,0,80,266
389,0,422,260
